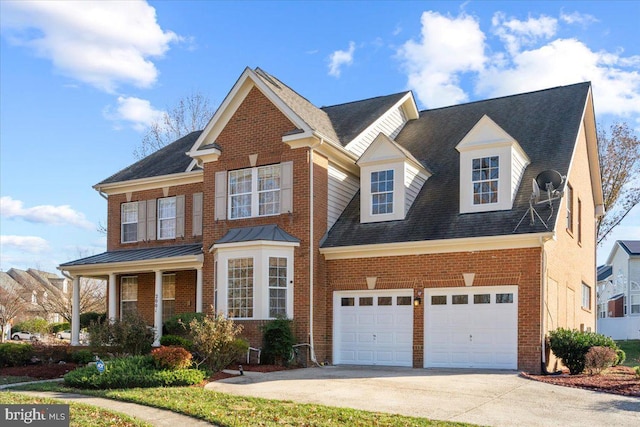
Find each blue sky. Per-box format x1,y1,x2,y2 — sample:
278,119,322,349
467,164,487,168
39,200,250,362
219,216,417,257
1,0,639,273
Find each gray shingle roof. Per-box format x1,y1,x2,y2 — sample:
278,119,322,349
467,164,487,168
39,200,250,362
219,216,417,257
97,131,203,185
323,82,591,248
59,244,203,267
597,265,613,281
619,240,640,255
214,224,300,246
322,92,409,146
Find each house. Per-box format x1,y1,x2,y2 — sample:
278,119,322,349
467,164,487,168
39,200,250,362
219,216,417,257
59,67,603,373
597,240,640,340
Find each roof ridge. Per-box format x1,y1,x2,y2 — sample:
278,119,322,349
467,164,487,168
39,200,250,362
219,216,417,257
254,67,318,111
417,82,591,114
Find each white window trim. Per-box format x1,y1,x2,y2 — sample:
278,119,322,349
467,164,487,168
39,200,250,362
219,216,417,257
162,273,176,321
228,164,281,220
458,147,513,213
121,202,138,243
370,169,395,215
120,276,138,320
582,282,591,310
158,197,176,240
471,156,499,206
215,242,295,320
360,162,405,223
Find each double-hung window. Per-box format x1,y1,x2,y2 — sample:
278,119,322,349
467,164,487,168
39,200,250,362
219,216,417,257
158,197,176,239
229,165,281,219
472,156,499,205
581,282,591,310
162,274,176,321
121,276,138,319
121,202,138,243
227,258,254,318
371,170,394,215
268,257,287,317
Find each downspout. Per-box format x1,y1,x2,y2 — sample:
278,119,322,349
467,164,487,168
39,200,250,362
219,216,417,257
308,142,320,365
540,234,554,374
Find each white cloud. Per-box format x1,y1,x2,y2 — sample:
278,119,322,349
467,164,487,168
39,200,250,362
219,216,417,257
397,10,640,124
0,196,94,230
397,11,486,108
103,96,164,131
328,41,356,77
560,11,598,27
0,0,179,93
0,235,50,253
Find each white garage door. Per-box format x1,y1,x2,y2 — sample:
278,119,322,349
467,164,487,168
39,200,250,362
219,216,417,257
424,286,518,369
334,290,413,367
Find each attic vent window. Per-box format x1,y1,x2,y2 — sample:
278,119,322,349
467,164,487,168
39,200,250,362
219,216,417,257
472,156,499,205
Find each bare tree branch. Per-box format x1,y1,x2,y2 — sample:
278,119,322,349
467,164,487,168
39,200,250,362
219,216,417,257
597,122,640,245
0,282,26,343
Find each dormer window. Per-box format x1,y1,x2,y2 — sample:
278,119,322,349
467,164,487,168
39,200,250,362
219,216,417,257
371,170,394,214
472,156,499,205
456,115,530,214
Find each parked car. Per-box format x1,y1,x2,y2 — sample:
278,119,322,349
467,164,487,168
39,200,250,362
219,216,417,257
57,329,89,343
11,331,41,341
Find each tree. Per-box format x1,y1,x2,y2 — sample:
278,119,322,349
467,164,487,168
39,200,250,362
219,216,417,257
0,281,26,343
597,122,640,245
134,91,214,159
35,277,106,324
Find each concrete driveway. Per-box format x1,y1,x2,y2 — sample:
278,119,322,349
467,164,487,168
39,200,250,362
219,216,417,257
205,366,639,426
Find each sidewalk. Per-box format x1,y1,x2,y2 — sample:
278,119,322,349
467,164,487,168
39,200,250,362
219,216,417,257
1,382,215,427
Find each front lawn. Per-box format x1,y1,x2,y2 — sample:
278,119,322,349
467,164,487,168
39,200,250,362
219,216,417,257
616,340,640,366
0,392,151,427
17,382,476,427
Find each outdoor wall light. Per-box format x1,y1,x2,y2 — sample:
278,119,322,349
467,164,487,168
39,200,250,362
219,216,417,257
414,297,421,306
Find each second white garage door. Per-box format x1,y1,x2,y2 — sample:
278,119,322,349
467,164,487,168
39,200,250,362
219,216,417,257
424,286,518,369
334,290,413,367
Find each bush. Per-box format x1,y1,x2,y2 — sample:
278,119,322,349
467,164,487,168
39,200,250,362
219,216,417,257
585,346,617,375
71,349,95,365
548,328,618,375
50,322,70,334
80,312,106,329
189,312,245,372
63,355,205,389
615,348,626,366
160,334,193,350
87,311,154,356
0,342,33,367
31,342,70,363
13,318,49,335
262,317,296,366
163,312,205,337
635,366,640,379
151,346,193,370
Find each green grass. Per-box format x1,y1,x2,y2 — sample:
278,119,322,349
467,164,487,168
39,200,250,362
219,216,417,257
0,375,34,385
616,340,640,366
0,391,151,427
18,382,476,427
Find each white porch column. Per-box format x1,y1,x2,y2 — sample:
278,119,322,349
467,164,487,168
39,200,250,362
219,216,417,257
196,268,203,313
71,276,81,346
108,273,117,322
153,270,163,347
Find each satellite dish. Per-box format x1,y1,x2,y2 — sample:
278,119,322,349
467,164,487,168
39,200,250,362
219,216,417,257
535,170,563,192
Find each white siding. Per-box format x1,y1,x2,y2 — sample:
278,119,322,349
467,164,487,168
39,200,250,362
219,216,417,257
345,107,407,157
404,163,428,215
511,149,529,203
328,163,359,229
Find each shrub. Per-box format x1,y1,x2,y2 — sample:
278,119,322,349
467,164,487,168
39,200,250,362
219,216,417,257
80,312,106,329
50,322,70,334
0,342,33,367
615,348,626,366
262,317,296,366
585,346,617,375
71,349,96,365
160,334,193,350
14,318,49,335
163,312,205,337
63,355,205,389
189,312,245,372
635,366,640,379
87,311,154,356
151,346,192,370
31,342,70,363
548,328,618,375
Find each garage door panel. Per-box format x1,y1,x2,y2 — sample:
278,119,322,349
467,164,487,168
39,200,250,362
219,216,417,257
335,290,413,367
425,286,517,369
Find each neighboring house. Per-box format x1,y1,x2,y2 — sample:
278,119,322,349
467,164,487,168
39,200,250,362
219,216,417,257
597,240,640,340
1,269,51,324
59,67,603,374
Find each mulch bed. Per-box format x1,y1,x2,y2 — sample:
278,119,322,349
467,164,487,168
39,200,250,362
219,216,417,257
0,363,78,380
521,366,640,397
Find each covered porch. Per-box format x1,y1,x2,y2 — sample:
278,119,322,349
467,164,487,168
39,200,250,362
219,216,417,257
58,243,204,346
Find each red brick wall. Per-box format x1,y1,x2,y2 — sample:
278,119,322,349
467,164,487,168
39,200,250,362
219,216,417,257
326,247,543,373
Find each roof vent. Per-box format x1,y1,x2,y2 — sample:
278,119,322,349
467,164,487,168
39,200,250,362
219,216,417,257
514,169,565,232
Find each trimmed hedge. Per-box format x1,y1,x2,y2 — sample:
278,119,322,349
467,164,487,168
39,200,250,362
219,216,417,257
0,342,33,367
63,355,205,389
548,328,618,374
163,312,205,336
160,334,193,350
